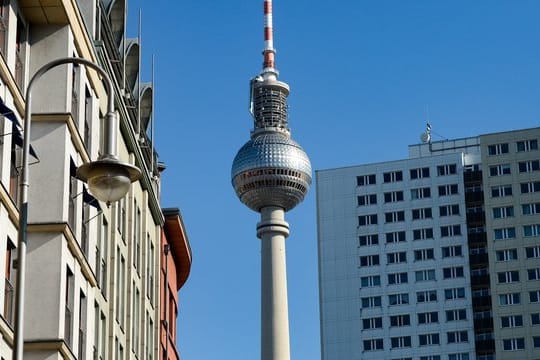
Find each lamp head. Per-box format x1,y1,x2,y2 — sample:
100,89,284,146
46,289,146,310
76,155,141,205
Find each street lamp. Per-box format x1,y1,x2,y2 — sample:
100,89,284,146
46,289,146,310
13,57,141,360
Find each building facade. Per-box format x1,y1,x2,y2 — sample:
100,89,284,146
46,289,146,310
161,208,192,360
317,127,540,360
0,0,187,359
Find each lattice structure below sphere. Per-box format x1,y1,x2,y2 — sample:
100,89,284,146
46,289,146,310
231,132,312,212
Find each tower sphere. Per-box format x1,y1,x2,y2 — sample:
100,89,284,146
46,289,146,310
231,132,312,212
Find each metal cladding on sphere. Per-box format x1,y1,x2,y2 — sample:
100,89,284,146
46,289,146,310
232,132,312,212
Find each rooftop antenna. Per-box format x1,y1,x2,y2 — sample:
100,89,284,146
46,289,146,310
136,9,142,139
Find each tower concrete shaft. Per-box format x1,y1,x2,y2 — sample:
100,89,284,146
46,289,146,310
257,206,291,360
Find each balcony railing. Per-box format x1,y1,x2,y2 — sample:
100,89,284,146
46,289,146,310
3,278,14,326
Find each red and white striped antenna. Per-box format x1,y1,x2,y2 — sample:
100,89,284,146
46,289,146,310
262,0,277,77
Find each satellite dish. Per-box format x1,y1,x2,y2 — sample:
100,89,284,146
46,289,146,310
420,132,431,143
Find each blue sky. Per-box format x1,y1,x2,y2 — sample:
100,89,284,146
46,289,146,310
127,1,540,359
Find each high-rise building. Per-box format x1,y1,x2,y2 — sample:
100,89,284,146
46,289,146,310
317,126,540,360
231,1,311,359
0,1,190,359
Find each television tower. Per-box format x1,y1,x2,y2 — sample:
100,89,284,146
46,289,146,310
231,1,312,359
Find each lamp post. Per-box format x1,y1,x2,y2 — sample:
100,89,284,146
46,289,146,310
13,57,141,360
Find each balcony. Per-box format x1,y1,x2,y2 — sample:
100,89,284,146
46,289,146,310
465,191,484,203
474,317,494,331
468,232,487,245
471,274,490,287
470,253,489,266
3,278,13,326
475,339,495,352
464,171,483,182
472,295,492,308
467,212,486,224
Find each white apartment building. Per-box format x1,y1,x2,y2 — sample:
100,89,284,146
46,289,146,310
317,127,540,360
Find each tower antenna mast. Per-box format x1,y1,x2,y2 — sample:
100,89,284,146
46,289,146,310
232,2,312,360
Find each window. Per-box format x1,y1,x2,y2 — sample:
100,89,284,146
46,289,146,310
361,296,381,308
134,204,142,273
413,228,434,240
418,311,438,324
442,246,462,258
387,252,407,264
388,272,408,285
502,338,525,351
416,270,436,282
417,290,437,302
383,170,403,183
520,181,540,193
498,271,519,283
359,234,379,246
438,184,458,196
362,317,382,330
414,248,434,261
411,187,431,199
384,191,404,203
363,339,383,351
519,160,540,173
530,290,540,303
361,275,381,287
410,167,430,179
443,266,464,279
523,224,540,237
522,202,540,215
14,15,27,90
390,314,410,327
494,227,516,240
386,231,406,243
4,238,15,326
358,214,377,226
445,287,465,300
385,211,405,223
534,336,540,348
517,139,538,152
448,354,469,360
390,336,411,349
446,309,467,321
437,164,457,176
447,331,468,344
358,194,377,206
488,143,509,155
526,246,540,258
419,333,440,346
532,313,540,325
499,292,520,305
501,315,523,328
96,216,108,296
388,293,409,305
412,207,432,220
357,174,376,186
147,238,155,304
65,267,74,348
493,206,514,218
439,204,460,217
496,249,518,261
491,184,512,197
359,255,379,267
440,225,461,237
489,164,511,176
528,268,540,280
420,356,441,360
